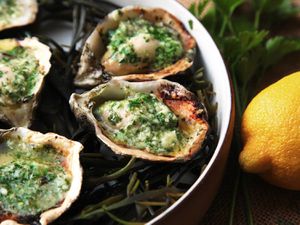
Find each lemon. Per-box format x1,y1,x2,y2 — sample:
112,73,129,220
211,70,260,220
239,72,300,190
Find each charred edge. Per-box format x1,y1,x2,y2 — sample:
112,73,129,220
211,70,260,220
0,212,41,225
159,84,208,120
101,72,112,83
194,100,209,121
139,8,146,16
159,83,191,101
173,15,187,32
0,212,18,223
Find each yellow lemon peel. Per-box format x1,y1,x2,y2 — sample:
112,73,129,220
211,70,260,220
239,72,300,190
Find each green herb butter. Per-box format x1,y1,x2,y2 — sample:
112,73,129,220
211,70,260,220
0,0,20,23
0,139,70,216
0,46,39,105
94,93,187,154
106,18,184,71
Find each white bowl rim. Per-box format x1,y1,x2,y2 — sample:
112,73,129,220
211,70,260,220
96,0,233,223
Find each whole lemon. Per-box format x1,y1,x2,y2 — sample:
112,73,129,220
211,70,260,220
239,72,300,190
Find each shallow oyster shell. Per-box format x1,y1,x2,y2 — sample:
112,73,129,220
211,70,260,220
70,79,208,162
0,38,51,127
0,0,38,32
74,6,196,87
0,127,83,225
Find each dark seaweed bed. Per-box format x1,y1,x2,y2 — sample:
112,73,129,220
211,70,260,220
0,1,218,224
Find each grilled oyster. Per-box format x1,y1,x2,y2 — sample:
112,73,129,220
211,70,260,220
0,38,51,127
70,79,208,162
75,6,196,87
0,127,83,225
0,0,38,32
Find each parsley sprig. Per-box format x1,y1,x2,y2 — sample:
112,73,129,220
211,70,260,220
190,0,300,224
190,0,300,115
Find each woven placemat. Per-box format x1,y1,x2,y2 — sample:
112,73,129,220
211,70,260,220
201,158,300,225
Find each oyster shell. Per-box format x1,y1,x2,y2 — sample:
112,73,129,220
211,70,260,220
74,6,196,87
0,0,38,32
70,79,208,162
0,38,51,127
0,127,83,225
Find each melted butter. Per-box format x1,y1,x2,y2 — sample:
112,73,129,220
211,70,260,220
93,93,187,154
102,18,184,75
0,45,39,105
0,0,20,23
129,33,159,60
0,137,70,216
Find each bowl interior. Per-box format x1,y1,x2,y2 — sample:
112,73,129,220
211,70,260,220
35,0,232,223
104,0,232,223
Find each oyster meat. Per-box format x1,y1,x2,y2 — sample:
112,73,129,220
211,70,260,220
75,6,196,87
0,0,38,32
70,79,208,162
0,38,51,127
0,127,83,225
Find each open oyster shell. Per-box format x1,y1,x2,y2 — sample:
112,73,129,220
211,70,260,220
74,6,196,87
70,79,208,162
0,127,83,225
0,0,38,32
0,38,51,127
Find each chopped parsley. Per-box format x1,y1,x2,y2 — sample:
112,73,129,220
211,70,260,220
0,0,20,23
0,139,70,216
94,93,186,154
108,112,122,125
0,46,39,105
105,18,184,72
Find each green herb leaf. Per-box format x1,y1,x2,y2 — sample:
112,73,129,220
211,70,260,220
189,0,210,18
201,7,217,34
235,46,265,85
188,19,193,29
191,2,300,225
213,0,245,17
253,0,299,17
231,16,256,32
253,0,300,28
220,30,268,63
264,36,300,68
189,2,197,15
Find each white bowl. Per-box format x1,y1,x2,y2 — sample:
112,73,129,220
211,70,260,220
102,1,235,224
38,0,234,223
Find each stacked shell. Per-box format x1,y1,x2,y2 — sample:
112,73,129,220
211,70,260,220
70,6,209,162
74,6,196,87
0,3,84,225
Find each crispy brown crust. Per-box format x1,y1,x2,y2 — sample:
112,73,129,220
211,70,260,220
70,79,208,162
75,6,196,88
0,128,83,225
